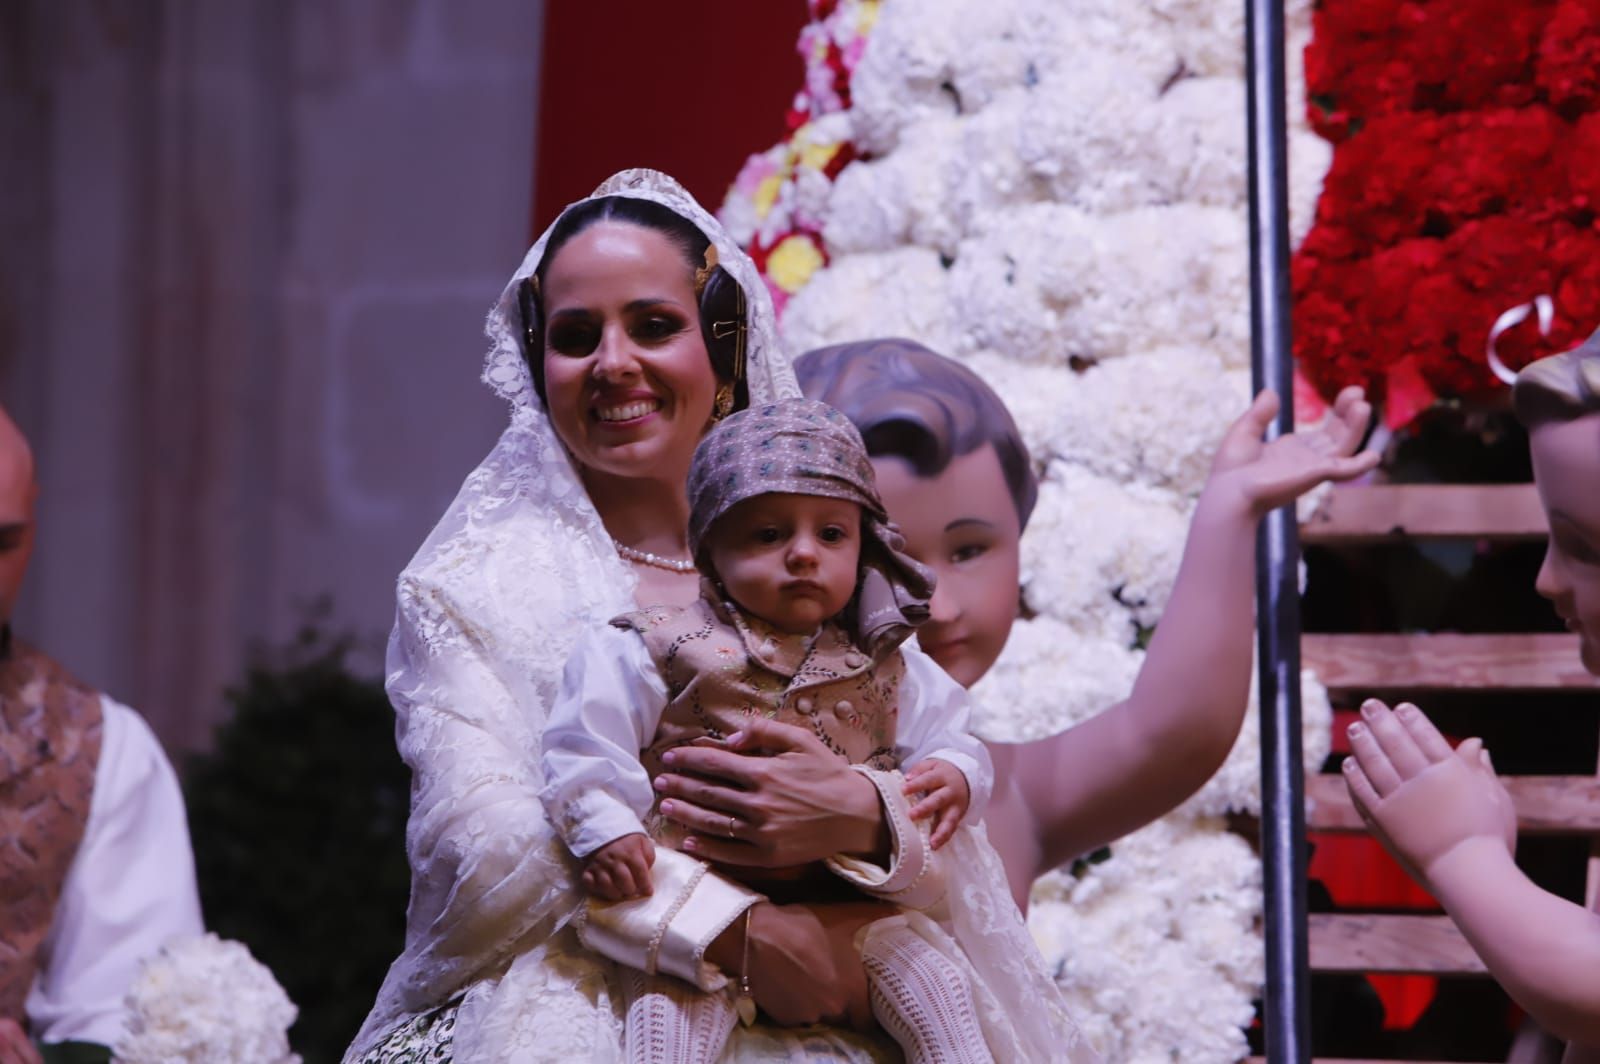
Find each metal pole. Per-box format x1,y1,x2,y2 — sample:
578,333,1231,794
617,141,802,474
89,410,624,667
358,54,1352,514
1245,0,1309,1060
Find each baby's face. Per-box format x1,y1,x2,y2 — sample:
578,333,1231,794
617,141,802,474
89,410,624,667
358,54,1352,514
707,493,862,634
1531,416,1600,676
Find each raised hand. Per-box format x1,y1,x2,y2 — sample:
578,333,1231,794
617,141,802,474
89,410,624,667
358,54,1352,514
1343,699,1518,889
1209,385,1379,517
904,759,970,850
582,832,655,901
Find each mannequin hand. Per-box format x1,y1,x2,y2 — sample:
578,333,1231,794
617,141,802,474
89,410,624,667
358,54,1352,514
1344,699,1517,888
0,1020,42,1064
654,717,885,867
904,759,969,850
745,900,886,1031
582,833,655,901
1208,386,1378,517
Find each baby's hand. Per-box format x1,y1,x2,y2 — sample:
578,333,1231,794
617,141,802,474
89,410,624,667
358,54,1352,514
582,833,656,901
904,760,970,851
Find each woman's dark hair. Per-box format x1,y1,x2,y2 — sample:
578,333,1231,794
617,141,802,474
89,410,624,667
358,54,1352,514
794,339,1038,528
516,195,748,411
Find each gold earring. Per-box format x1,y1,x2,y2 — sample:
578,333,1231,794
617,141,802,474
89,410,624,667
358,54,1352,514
712,383,735,420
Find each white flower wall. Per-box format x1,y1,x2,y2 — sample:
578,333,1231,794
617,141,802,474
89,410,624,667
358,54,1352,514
724,0,1334,1059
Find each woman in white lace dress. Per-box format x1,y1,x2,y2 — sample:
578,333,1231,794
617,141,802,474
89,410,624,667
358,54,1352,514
347,170,1377,1063
348,170,988,1064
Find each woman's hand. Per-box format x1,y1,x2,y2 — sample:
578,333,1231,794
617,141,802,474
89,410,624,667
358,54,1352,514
1208,385,1378,518
708,900,887,1031
1344,699,1518,889
653,716,889,867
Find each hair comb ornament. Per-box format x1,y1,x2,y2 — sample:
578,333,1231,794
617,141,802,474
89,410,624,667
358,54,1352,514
695,244,720,297
711,277,747,383
516,275,542,364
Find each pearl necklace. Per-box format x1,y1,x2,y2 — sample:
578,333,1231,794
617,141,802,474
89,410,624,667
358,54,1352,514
612,538,696,573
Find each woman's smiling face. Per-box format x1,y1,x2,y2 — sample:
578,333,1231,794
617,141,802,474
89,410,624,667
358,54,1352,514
873,444,1023,688
1531,415,1600,675
540,221,718,487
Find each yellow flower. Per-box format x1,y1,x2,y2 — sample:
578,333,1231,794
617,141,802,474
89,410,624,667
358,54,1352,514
767,235,825,294
798,139,841,172
856,0,880,34
754,174,783,217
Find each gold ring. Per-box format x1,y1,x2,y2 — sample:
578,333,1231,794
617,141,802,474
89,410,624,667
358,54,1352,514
726,816,738,838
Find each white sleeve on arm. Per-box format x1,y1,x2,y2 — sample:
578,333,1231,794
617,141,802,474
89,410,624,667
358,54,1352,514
896,647,994,820
26,697,204,1047
539,624,670,858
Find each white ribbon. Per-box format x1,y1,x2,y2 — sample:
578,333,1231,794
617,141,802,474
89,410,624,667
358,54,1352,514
1485,294,1553,386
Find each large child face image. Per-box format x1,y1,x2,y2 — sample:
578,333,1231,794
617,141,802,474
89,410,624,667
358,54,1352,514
872,444,1023,688
1531,415,1600,675
707,493,863,634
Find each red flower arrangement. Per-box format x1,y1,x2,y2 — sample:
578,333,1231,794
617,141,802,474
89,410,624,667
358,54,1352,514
1295,0,1600,427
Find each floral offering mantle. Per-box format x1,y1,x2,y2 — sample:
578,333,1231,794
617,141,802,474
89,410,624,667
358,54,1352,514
722,0,1332,1059
1294,0,1600,428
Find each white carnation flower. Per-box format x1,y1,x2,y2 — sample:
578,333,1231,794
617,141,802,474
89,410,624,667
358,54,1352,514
778,246,960,355
948,204,1251,367
115,933,299,1064
1013,61,1173,215
1149,0,1248,77
1289,128,1332,249
847,1,964,153
1028,818,1263,1063
1029,348,1249,496
1157,77,1250,208
966,615,1143,743
1022,464,1191,636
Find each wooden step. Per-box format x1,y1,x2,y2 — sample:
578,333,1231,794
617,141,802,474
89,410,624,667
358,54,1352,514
1309,914,1485,975
1303,633,1598,693
1301,483,1546,543
1307,773,1600,833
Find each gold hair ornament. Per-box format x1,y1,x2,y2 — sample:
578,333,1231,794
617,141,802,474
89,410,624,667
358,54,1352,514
694,244,720,296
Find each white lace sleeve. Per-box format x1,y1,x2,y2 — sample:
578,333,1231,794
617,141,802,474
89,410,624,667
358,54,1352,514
539,626,667,858
384,571,584,998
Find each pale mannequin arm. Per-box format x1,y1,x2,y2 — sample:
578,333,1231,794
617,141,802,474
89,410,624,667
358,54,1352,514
996,387,1378,894
1347,699,1600,1049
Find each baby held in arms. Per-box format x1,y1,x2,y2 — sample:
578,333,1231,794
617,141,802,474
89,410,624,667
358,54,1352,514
541,398,1087,1064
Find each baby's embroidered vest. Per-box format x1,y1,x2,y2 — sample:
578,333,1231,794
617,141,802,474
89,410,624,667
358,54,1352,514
613,591,903,859
0,638,103,1022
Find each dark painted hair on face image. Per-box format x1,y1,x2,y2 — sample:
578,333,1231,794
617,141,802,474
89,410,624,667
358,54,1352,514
517,195,748,411
794,338,1038,528
1512,328,1600,430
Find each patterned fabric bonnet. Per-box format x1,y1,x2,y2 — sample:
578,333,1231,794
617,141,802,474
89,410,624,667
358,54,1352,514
686,397,936,658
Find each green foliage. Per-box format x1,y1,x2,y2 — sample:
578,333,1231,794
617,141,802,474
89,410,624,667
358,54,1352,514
38,1042,110,1064
184,625,410,1064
